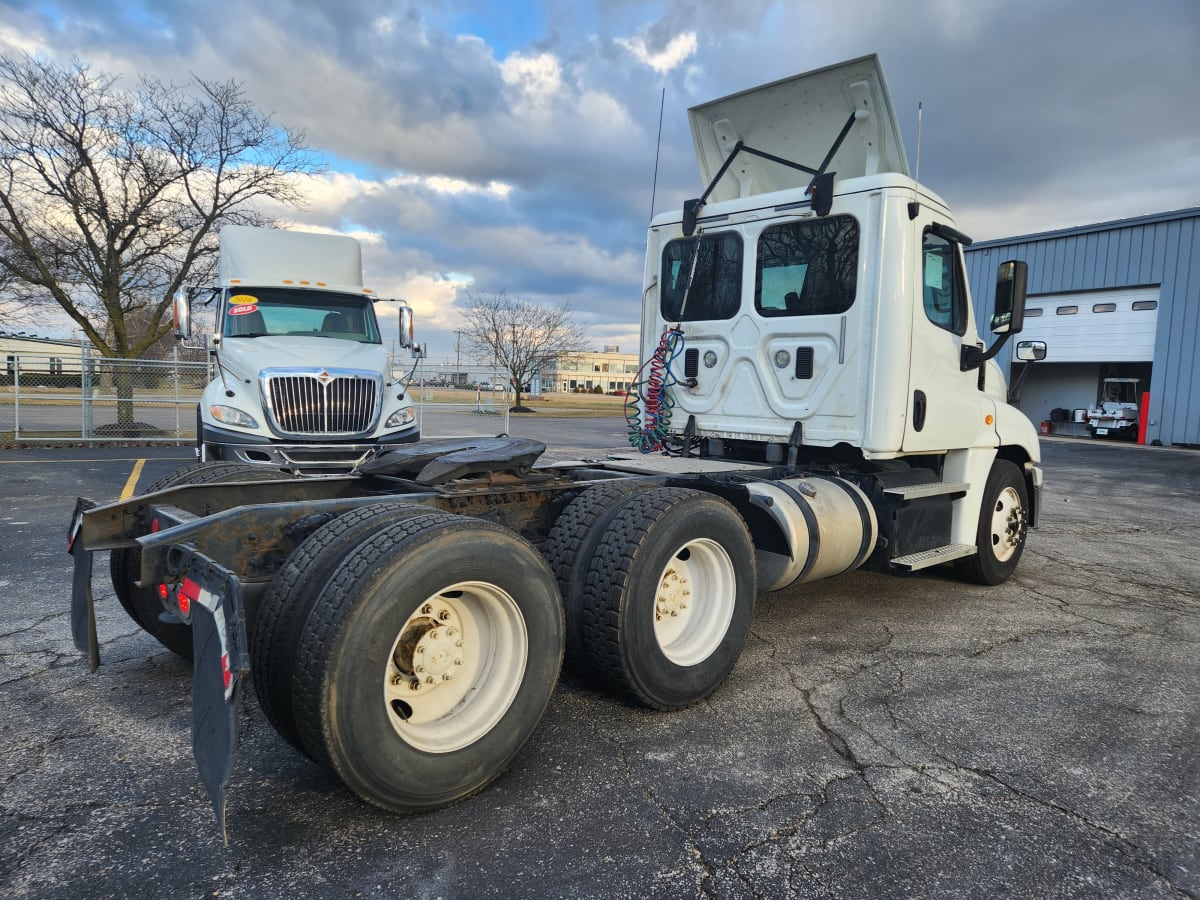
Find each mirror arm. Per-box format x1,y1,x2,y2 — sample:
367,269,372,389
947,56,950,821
960,332,1014,372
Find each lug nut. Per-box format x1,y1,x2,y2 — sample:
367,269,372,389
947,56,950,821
425,676,435,685
415,664,425,674
390,673,404,686
442,673,453,682
421,603,433,615
409,678,421,691
438,610,451,621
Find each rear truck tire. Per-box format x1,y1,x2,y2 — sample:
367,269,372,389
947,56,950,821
577,487,756,711
955,459,1030,586
291,514,564,812
109,462,291,659
542,479,647,669
252,501,436,757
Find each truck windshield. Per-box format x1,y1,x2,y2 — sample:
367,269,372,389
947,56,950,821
222,288,381,343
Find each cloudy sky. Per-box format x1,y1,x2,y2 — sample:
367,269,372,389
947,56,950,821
1,0,1196,361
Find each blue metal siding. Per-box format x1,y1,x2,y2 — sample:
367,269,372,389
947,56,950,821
965,208,1200,446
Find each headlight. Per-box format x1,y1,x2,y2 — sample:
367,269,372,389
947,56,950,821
385,405,416,428
210,404,259,428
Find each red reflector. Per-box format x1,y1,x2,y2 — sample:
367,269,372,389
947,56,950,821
178,593,190,616
151,518,160,533
221,653,232,690
157,583,169,599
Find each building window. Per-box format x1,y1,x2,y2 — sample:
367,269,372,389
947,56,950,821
1092,303,1116,313
50,357,64,374
1025,308,1043,317
1132,300,1158,311
1056,305,1078,315
5,355,14,375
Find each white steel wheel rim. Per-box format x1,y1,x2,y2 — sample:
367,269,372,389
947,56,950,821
989,486,1025,563
383,581,528,754
652,538,736,666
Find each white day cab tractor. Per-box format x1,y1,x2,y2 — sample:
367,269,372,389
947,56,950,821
68,55,1044,841
175,225,420,474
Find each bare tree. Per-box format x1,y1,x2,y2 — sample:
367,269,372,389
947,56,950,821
460,291,589,411
0,53,320,427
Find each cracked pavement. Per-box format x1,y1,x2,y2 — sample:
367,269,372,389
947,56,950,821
0,436,1197,898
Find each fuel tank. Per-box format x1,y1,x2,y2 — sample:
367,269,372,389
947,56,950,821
742,476,877,592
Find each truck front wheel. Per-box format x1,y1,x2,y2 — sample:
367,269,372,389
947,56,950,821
955,460,1029,586
292,515,564,812
578,488,756,710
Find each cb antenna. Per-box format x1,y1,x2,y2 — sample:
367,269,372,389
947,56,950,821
907,101,924,220
648,86,666,222
914,101,923,183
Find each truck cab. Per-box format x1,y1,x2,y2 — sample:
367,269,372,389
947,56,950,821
638,55,1041,558
177,226,420,473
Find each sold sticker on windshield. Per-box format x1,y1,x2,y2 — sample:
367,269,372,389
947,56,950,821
228,304,259,316
229,294,258,305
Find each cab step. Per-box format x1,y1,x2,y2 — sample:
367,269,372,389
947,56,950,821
882,481,969,501
891,543,976,572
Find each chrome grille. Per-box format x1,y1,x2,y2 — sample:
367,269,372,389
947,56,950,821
261,368,382,437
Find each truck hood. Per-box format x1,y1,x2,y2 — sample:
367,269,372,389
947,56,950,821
689,54,909,203
217,336,389,383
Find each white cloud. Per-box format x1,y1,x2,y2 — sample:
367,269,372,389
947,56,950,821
500,51,564,104
617,31,697,75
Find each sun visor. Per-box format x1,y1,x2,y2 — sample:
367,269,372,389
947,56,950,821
688,55,909,203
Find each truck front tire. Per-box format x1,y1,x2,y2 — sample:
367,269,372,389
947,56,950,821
291,515,564,812
955,460,1029,586
577,487,756,710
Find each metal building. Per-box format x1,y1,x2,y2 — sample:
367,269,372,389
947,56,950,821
965,207,1200,447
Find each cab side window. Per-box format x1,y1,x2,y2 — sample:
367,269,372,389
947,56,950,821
921,229,967,335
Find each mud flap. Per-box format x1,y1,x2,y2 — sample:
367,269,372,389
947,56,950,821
172,547,249,846
68,498,99,672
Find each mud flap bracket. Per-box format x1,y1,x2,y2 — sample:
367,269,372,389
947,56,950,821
169,545,248,845
68,498,99,672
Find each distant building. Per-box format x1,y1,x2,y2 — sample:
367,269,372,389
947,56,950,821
965,207,1200,446
542,347,640,393
0,332,85,383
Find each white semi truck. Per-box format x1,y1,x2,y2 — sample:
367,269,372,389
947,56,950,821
69,56,1044,839
177,225,420,473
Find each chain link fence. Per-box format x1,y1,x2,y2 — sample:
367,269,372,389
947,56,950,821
0,352,517,444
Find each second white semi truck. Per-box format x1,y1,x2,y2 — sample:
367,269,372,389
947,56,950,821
177,225,420,473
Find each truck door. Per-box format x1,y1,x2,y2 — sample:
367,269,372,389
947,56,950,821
902,223,987,451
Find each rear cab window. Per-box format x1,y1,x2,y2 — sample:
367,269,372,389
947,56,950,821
755,216,859,317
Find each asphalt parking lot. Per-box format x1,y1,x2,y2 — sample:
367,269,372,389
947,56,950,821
1,431,1197,898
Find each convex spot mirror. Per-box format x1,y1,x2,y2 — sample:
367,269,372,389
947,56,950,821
1015,340,1047,362
990,260,1028,335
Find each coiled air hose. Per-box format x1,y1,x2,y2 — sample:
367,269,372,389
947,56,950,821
626,326,684,453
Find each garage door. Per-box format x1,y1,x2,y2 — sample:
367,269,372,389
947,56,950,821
1014,287,1159,363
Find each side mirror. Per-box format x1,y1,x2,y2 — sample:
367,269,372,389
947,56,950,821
990,260,1028,335
1015,340,1046,362
173,291,191,340
397,305,414,350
